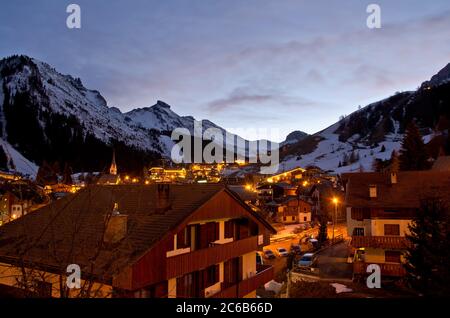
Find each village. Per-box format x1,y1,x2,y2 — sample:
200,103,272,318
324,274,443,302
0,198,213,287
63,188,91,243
1,123,449,298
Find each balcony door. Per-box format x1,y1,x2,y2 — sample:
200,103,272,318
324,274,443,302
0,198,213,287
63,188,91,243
223,257,242,288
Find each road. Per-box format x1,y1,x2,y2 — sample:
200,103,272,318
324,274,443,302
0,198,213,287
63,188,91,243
316,240,353,279
262,223,349,282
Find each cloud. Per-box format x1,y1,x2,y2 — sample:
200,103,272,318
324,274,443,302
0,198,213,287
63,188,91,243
206,86,319,114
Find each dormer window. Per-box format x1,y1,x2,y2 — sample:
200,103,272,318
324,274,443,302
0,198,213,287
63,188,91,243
369,185,377,198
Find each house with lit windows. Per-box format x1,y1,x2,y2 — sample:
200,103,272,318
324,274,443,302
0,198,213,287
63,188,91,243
343,170,450,278
0,184,275,298
276,197,312,224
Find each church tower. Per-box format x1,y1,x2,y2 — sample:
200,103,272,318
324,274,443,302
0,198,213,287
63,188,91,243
109,150,117,175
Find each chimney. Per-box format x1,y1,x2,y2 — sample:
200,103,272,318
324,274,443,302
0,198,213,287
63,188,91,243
390,172,397,185
369,185,377,198
156,184,171,213
104,203,128,244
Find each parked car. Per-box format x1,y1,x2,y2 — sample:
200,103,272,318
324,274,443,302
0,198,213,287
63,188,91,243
276,247,289,257
290,244,302,255
298,253,317,267
308,238,319,250
256,252,264,265
263,249,276,259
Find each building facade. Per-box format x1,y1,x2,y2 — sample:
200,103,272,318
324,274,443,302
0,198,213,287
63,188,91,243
343,171,450,279
0,184,275,298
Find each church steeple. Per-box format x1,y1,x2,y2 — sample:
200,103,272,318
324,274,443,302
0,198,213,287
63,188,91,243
109,149,117,175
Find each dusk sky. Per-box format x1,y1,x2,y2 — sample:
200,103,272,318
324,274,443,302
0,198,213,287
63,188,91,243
1,0,450,141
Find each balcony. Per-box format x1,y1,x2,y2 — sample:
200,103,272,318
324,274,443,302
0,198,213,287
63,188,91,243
351,236,411,249
214,264,274,298
353,261,406,277
166,236,258,279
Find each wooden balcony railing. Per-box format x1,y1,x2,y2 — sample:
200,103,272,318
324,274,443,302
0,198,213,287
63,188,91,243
213,264,274,298
166,236,258,279
353,261,406,277
351,236,411,249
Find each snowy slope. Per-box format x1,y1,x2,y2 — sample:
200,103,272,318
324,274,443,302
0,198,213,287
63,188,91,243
280,63,450,174
0,138,38,178
0,55,260,176
281,122,405,173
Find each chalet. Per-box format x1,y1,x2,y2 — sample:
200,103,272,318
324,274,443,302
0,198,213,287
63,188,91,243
0,184,275,298
276,197,312,224
343,171,450,278
0,181,46,225
256,182,297,202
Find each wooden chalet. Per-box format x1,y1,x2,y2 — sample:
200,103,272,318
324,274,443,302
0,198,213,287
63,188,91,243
0,184,275,298
343,171,450,278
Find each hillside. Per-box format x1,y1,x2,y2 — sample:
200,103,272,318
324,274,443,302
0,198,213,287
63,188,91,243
280,64,450,173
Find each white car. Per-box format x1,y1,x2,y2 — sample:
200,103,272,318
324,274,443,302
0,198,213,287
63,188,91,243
276,247,289,257
298,253,317,267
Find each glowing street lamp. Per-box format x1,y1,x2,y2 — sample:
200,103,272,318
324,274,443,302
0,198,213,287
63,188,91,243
332,197,339,242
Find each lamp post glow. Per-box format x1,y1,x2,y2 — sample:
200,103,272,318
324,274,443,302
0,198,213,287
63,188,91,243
332,197,338,243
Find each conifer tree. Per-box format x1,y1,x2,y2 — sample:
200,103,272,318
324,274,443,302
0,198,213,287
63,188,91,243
404,198,450,296
399,123,430,170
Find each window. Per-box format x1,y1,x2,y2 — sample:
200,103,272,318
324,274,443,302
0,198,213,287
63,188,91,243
177,227,190,249
205,264,220,287
224,220,234,239
353,228,365,236
177,273,194,298
351,208,369,221
385,251,401,263
384,224,400,236
283,216,287,222
304,216,307,222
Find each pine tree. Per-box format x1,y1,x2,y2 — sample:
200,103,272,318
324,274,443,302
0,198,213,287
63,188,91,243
317,217,328,245
404,198,450,296
0,146,8,170
62,163,73,185
380,145,386,152
390,150,399,172
399,123,430,171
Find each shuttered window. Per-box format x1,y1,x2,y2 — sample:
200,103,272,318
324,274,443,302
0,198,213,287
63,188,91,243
224,220,234,239
384,224,400,236
385,251,401,263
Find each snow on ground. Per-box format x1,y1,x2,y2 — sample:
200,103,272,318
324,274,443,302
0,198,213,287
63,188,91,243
281,121,404,174
264,280,283,294
276,224,303,235
0,138,38,178
330,283,353,294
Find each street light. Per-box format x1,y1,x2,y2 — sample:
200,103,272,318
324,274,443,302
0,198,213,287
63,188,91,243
332,197,338,243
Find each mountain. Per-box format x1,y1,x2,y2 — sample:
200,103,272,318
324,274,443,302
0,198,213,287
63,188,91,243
280,64,450,173
280,130,309,147
0,55,251,177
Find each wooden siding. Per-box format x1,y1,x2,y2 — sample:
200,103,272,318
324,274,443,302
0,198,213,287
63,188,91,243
214,264,273,298
351,236,411,249
166,236,258,279
131,237,172,290
353,261,406,277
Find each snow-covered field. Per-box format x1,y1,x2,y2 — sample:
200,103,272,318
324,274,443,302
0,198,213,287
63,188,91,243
0,138,38,178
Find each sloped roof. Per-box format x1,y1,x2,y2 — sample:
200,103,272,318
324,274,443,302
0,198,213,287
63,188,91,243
0,184,268,282
0,184,275,283
432,156,450,172
343,171,450,209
